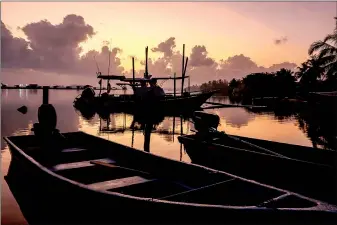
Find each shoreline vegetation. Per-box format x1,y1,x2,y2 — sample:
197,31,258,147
192,18,337,100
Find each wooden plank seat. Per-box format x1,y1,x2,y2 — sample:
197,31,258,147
50,158,115,172
87,176,156,191
90,160,150,175
61,148,88,153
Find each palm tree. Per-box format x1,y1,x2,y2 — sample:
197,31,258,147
295,56,325,84
275,68,296,97
295,56,326,93
308,17,337,81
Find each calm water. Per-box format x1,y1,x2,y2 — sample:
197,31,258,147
1,89,335,224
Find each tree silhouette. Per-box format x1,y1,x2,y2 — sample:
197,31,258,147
295,56,325,93
274,68,296,98
308,17,337,82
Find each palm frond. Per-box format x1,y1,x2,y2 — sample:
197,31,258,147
308,41,325,55
317,47,337,61
308,41,336,55
320,54,337,65
323,33,337,46
324,62,337,80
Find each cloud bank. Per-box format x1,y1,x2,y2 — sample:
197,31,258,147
1,14,297,86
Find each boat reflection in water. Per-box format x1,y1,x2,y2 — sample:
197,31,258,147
97,110,190,157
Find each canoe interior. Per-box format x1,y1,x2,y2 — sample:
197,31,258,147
6,131,333,211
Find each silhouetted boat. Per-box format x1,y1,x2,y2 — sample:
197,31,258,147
178,112,337,205
74,45,216,114
74,82,215,114
4,130,337,225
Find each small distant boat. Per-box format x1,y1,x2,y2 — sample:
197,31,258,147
178,111,337,204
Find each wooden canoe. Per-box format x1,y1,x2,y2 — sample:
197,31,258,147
4,131,337,225
178,133,337,205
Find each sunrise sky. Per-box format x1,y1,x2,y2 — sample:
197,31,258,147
1,1,336,85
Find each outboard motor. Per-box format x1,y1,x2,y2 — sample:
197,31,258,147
32,103,65,151
193,111,220,140
81,87,95,100
74,86,96,109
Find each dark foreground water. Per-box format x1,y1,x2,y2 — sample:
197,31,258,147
1,89,336,224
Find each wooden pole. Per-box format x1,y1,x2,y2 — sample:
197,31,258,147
132,57,135,84
183,57,189,93
172,116,176,142
145,46,148,78
43,86,49,104
184,57,189,75
180,116,183,135
174,72,176,98
179,116,183,161
99,79,102,97
181,44,185,95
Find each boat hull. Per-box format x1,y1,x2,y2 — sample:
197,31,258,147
4,132,337,225
178,134,337,205
74,91,215,115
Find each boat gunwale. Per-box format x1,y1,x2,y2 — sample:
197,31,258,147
3,131,337,213
94,91,215,102
178,135,335,169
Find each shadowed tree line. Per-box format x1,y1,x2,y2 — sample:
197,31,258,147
199,79,229,95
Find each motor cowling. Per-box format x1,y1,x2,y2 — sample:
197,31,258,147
81,87,95,99
38,104,57,131
193,111,220,133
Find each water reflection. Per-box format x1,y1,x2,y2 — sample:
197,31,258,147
1,90,337,225
97,111,188,154
296,108,337,150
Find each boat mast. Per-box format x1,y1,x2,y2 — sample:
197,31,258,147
145,46,149,79
184,57,189,93
94,55,103,96
181,44,185,96
174,72,176,98
132,57,135,85
107,41,112,93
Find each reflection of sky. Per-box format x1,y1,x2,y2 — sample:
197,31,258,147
210,108,255,128
1,91,324,152
205,97,255,128
2,90,332,225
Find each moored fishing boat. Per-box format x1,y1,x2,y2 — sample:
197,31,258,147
4,103,337,225
73,45,216,114
178,111,337,204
